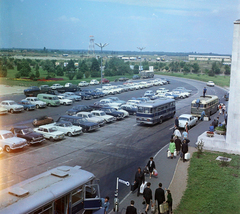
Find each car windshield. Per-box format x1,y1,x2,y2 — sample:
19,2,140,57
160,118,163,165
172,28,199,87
33,98,39,101
100,112,106,116
2,132,14,139
23,101,31,105
22,128,33,134
88,114,93,118
52,97,59,100
9,101,17,105
49,127,57,132
179,117,189,121
64,122,72,127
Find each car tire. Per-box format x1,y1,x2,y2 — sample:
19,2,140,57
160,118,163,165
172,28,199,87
49,137,54,142
33,119,38,126
63,102,66,106
47,103,51,107
82,128,88,133
159,118,163,124
5,146,11,153
67,132,72,137
10,109,14,114
36,104,40,109
26,108,29,111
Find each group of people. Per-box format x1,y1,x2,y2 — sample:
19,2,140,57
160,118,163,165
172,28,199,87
126,183,173,214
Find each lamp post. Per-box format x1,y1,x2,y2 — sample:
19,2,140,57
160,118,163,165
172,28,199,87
137,47,145,72
95,43,109,88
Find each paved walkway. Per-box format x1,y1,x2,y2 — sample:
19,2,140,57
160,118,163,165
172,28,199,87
0,84,27,96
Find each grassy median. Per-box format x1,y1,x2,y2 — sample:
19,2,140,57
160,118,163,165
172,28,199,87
174,152,240,214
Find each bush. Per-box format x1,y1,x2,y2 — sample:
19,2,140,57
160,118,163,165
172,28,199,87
76,71,83,79
15,72,21,78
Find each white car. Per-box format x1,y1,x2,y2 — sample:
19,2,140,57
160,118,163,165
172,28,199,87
65,83,73,87
113,106,129,117
75,112,106,126
78,81,89,87
0,106,8,115
0,130,27,153
50,121,82,136
91,110,115,123
99,99,122,108
207,81,215,87
156,88,169,94
57,95,73,105
178,114,198,129
34,125,65,141
108,97,126,104
26,97,47,108
50,84,63,89
0,100,24,114
90,79,99,85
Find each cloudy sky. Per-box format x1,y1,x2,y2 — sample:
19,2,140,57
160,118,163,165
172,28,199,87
1,0,240,54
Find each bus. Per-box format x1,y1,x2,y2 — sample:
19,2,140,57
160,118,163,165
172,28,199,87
0,166,103,214
191,95,219,118
136,98,176,124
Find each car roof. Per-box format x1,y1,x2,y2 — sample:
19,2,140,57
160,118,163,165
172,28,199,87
0,130,12,134
179,114,192,118
76,112,90,115
55,121,71,125
1,100,15,102
12,126,30,129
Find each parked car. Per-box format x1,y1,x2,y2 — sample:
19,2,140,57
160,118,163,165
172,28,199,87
48,122,82,137
132,75,140,80
32,115,54,126
113,106,129,117
0,130,27,153
50,84,63,89
75,112,106,126
10,126,45,145
0,106,8,115
91,110,116,123
63,92,82,102
65,83,73,87
57,95,73,105
101,78,110,84
0,100,24,114
66,105,93,116
144,90,155,97
119,77,129,81
24,86,40,97
99,99,122,108
90,79,100,85
18,100,36,111
78,81,89,87
75,91,93,100
206,81,215,87
175,87,192,93
121,104,138,115
25,97,47,109
178,114,198,129
89,102,110,110
57,115,99,133
34,125,65,141
100,107,124,120
81,89,100,98
108,97,126,104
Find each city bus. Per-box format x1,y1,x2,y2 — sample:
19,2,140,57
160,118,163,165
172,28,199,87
191,95,219,118
136,98,176,124
0,166,103,214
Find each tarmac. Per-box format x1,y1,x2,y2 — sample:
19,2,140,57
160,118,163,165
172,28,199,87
0,84,27,96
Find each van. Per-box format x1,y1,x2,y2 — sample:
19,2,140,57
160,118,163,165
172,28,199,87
37,94,60,107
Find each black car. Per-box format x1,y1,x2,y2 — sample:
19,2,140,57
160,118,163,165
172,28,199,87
121,105,138,115
56,85,80,93
10,126,45,145
66,105,93,116
100,107,124,120
118,77,129,81
81,89,100,98
57,115,99,132
132,75,140,80
75,91,93,100
89,102,110,110
24,86,41,97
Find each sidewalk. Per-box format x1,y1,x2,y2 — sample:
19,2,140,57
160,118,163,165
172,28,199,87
111,145,196,214
0,84,27,96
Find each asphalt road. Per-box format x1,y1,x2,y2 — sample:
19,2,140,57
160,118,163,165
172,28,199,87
0,76,228,210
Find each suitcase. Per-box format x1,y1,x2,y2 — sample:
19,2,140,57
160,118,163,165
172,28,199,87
159,203,169,213
139,181,147,194
185,153,191,160
167,150,171,158
174,149,177,157
131,182,138,192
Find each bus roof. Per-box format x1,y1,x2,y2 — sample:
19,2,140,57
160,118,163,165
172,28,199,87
137,98,175,108
0,166,95,214
191,95,218,104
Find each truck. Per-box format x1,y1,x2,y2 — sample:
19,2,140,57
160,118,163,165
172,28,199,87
139,70,154,79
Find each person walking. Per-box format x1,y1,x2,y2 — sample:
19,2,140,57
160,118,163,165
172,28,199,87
166,190,173,214
169,139,176,159
218,104,222,115
101,196,110,214
126,200,137,214
173,128,181,139
181,130,188,140
146,157,156,179
184,122,189,134
154,183,165,214
200,110,205,121
222,104,226,114
224,111,228,125
203,87,207,97
181,139,189,162
134,167,145,196
209,123,214,132
174,116,179,129
143,182,153,214
174,136,181,156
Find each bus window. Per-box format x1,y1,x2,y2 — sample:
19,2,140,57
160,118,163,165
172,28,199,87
138,107,144,113
72,188,83,205
33,203,53,214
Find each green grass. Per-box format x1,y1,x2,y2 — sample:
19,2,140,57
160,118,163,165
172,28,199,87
174,152,240,214
155,72,230,88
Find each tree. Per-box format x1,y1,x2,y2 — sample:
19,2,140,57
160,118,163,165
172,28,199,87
42,60,55,75
0,65,7,77
90,58,100,77
183,64,191,74
79,60,89,74
35,69,40,78
211,62,220,75
66,70,76,80
133,65,139,74
85,71,90,78
20,61,31,77
192,63,200,73
56,65,64,76
224,65,230,75
66,59,75,71
76,71,83,79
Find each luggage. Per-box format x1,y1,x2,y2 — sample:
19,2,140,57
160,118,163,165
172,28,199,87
159,203,169,213
167,150,171,158
139,181,147,194
151,204,155,212
143,167,149,174
174,149,177,157
131,182,138,192
153,169,158,177
185,153,191,160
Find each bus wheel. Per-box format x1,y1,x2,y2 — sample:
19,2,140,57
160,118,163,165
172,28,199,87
159,118,163,124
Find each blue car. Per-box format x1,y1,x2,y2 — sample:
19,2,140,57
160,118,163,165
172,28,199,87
18,100,36,111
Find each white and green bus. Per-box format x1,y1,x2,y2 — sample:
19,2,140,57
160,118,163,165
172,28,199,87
191,95,219,118
0,166,103,214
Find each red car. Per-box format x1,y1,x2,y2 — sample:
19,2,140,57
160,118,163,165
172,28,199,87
101,78,110,84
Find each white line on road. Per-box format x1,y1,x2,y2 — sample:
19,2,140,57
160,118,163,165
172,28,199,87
169,126,175,130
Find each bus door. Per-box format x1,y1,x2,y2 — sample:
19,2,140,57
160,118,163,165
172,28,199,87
83,184,101,210
54,194,70,214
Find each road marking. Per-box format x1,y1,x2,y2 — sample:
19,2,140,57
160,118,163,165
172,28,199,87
133,124,138,126
169,126,175,130
125,134,132,138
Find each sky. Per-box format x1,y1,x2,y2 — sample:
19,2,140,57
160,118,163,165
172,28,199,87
1,0,240,54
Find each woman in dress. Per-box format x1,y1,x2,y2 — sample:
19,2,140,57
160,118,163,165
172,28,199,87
169,139,176,159
146,157,156,179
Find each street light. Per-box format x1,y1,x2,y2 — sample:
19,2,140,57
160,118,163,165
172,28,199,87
137,47,145,71
95,43,109,88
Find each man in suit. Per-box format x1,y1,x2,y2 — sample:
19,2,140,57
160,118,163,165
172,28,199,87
134,167,145,196
155,183,165,214
126,200,137,214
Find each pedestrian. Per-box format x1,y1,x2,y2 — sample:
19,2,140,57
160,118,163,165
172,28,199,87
181,130,188,140
143,182,153,214
174,116,179,129
222,104,226,114
134,167,145,196
154,183,165,214
174,136,181,156
126,200,137,214
166,190,173,214
209,123,214,132
216,117,219,127
218,104,222,115
169,139,176,159
181,139,188,162
200,110,205,121
184,122,189,134
212,119,217,128
203,87,207,97
173,128,181,139
218,122,223,127
146,157,156,179
101,196,110,214
224,111,228,125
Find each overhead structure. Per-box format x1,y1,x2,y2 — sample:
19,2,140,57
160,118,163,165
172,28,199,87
88,35,95,55
137,47,146,71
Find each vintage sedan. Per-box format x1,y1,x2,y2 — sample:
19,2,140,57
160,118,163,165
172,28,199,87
50,84,63,89
10,126,45,145
113,106,129,117
66,105,93,116
57,95,73,105
91,110,116,123
206,81,215,87
25,97,47,109
120,104,138,115
75,112,106,126
63,92,82,102
99,99,122,108
48,122,82,137
75,91,93,100
108,97,126,104
18,100,36,111
34,125,65,141
78,81,89,87
0,106,8,115
100,107,124,120
178,114,198,129
90,79,100,85
0,100,24,114
0,130,27,153
32,115,54,126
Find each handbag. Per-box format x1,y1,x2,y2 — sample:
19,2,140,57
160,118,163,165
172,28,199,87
159,203,169,213
174,149,177,156
140,181,147,194
153,169,158,177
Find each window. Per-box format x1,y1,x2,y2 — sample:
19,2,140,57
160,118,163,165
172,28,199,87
72,187,83,205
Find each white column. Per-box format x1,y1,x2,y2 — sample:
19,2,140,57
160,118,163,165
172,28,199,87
226,19,240,152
